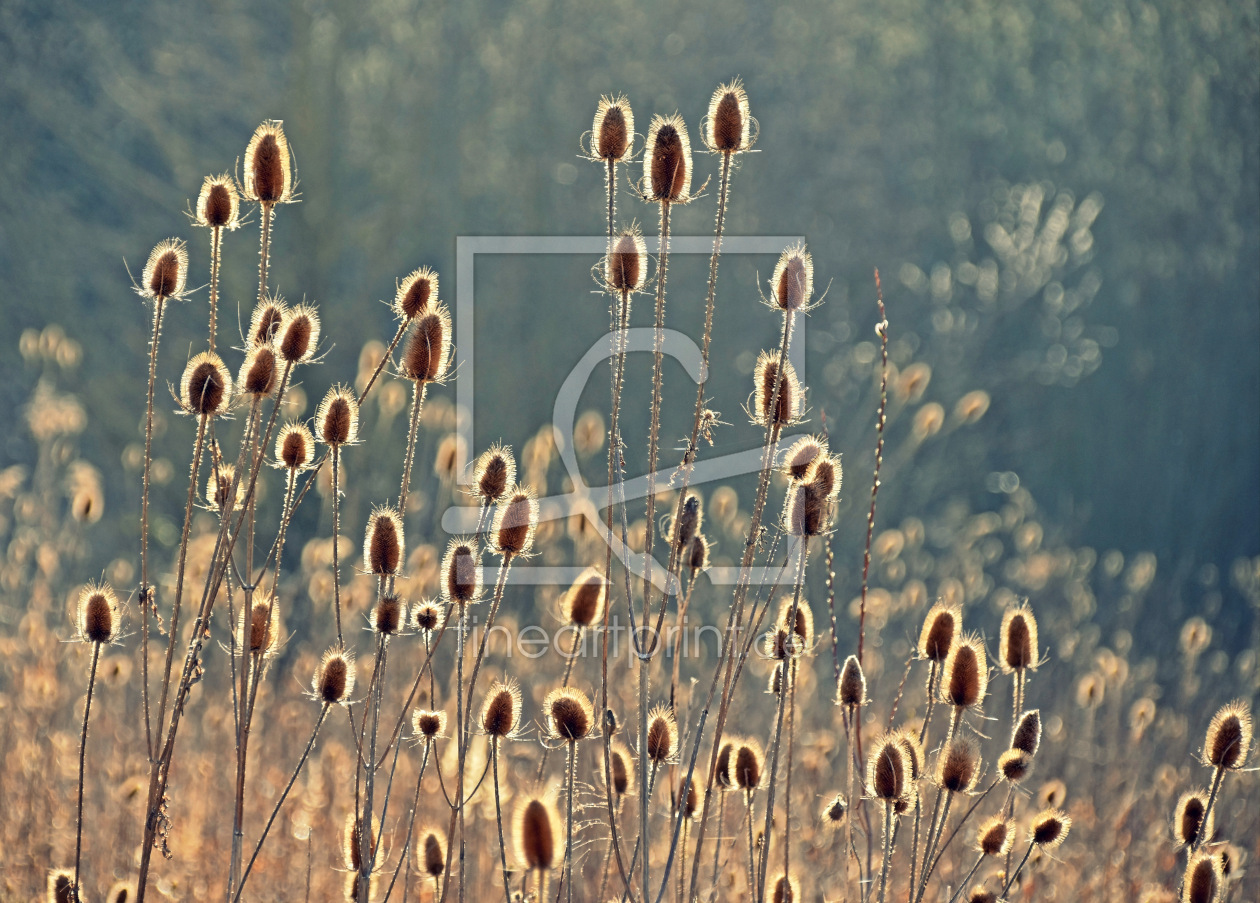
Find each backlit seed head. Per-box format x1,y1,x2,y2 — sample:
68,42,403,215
1000,604,1039,673
411,599,444,635
206,463,244,513
1011,710,1042,757
249,296,288,346
562,566,607,627
967,889,997,903
733,740,764,791
364,507,405,576
918,602,960,663
418,829,445,878
401,305,452,383
239,598,280,657
441,539,481,604
472,444,516,504
646,706,679,762
675,494,703,550
772,873,799,903
644,113,693,202
604,709,619,735
705,78,753,153
315,649,354,704
782,436,826,482
592,94,634,162
277,303,320,363
395,266,439,320
936,736,981,793
767,662,785,694
342,814,379,873
805,454,842,500
977,815,1013,857
610,742,633,796
1173,790,1214,849
1028,808,1071,848
785,465,838,536
753,353,803,426
943,635,989,709
677,778,701,819
715,739,737,790
139,238,188,300
412,708,448,739
481,680,522,738
244,120,294,205
771,243,813,311
1203,700,1252,770
998,748,1033,784
1183,851,1222,903
316,385,359,446
515,796,560,872
822,793,847,829
606,226,647,293
838,654,867,707
107,880,138,903
239,344,278,397
546,686,594,741
868,736,906,801
78,581,120,644
276,421,314,470
180,352,233,417
373,594,405,635
776,597,814,655
688,534,710,572
492,486,538,557
47,870,75,903
893,728,926,782
195,173,240,229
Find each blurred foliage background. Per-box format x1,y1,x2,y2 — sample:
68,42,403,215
0,0,1256,641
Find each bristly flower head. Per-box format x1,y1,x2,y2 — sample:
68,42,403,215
364,507,405,576
194,173,241,230
275,421,315,471
316,384,359,447
238,344,278,398
919,602,961,664
314,648,355,704
942,634,989,711
243,119,295,205
249,295,288,347
394,266,439,321
546,686,594,742
276,302,320,364
642,113,696,203
492,485,539,558
604,225,649,295
481,679,523,739
471,443,516,504
782,436,826,482
752,352,804,427
400,304,453,383
999,603,1039,673
412,708,448,740
704,78,756,154
1203,700,1252,771
645,705,679,763
768,243,814,312
136,238,189,302
179,351,233,417
441,539,482,605
562,566,607,628
589,94,634,163
514,794,560,873
77,581,121,645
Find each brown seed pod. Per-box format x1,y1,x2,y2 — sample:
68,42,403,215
1000,604,1039,673
401,305,452,383
688,534,710,572
434,433,465,485
314,649,354,704
998,748,1033,784
412,709,448,739
1173,790,1214,849
47,870,75,903
771,243,814,311
78,581,120,645
767,662,785,694
342,813,379,873
606,226,648,293
1011,709,1042,757
646,706,679,762
753,352,803,427
441,539,481,605
1203,700,1252,770
481,680,522,738
838,654,867,707
411,600,444,634
364,507,405,576
243,120,294,205
562,566,607,627
977,815,1013,857
772,873,799,903
893,728,926,782
239,598,280,657
249,296,288,346
206,463,244,514
674,494,703,550
373,594,405,635
776,596,814,655
610,742,633,797
492,486,538,557
715,739,737,790
592,94,634,162
678,778,701,818
418,828,445,878
782,436,826,482
1183,851,1221,903
705,79,753,153
822,792,848,829
546,686,593,741
195,173,240,229
238,344,278,397
784,470,837,536
942,635,989,710
470,443,516,504
868,735,906,801
180,352,233,416
967,889,997,903
918,602,960,663
277,303,320,364
936,736,981,793
276,421,314,471
316,385,359,446
139,238,189,300
395,266,439,320
1028,808,1071,848
106,879,138,903
515,796,560,872
733,739,764,792
643,113,693,202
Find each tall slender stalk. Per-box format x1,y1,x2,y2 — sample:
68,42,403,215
138,297,166,761
72,642,102,903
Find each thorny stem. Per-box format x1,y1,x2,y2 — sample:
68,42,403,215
139,296,166,761
536,636,581,785
256,203,273,305
331,444,345,645
72,642,102,903
877,802,895,903
357,634,389,902
1000,841,1035,897
381,741,434,903
208,226,222,353
565,741,577,903
858,268,889,667
398,381,429,518
640,198,672,625
945,855,985,903
492,742,513,903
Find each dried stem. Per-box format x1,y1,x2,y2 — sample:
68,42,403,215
72,641,102,903
138,296,166,761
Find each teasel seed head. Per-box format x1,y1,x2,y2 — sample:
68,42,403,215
785,464,838,536
1000,604,1039,673
942,634,989,710
207,463,244,513
472,444,516,504
677,777,701,819
1203,700,1252,770
646,705,679,763
822,792,847,829
411,599,444,635
418,828,445,878
610,742,633,796
1183,851,1222,903
936,736,981,793
492,485,539,557
481,679,522,738
240,598,280,657
401,304,452,383
1173,790,1214,849
139,238,189,301
715,739,737,790
277,302,320,364
364,507,405,576
412,708,448,740
47,870,75,903
606,226,648,294
276,421,314,471
395,266,438,320
441,539,482,605
1028,808,1071,848
767,662,785,694
967,889,997,903
674,493,703,550
592,94,634,162
868,735,906,801
998,748,1033,784
315,648,354,704
644,113,693,202
772,873,799,903
244,119,294,205
1011,709,1042,757
776,596,814,655
977,815,1013,857
918,602,960,663
515,795,560,872
753,353,803,427
546,686,593,742
782,436,826,482
705,78,753,153
733,739,764,792
249,295,288,346
180,351,233,417
316,385,359,446
239,344,278,397
562,566,607,627
838,654,867,707
688,534,710,572
107,879,138,902
373,593,405,635
893,728,926,782
195,173,240,229
342,813,379,873
78,581,120,645
771,243,813,311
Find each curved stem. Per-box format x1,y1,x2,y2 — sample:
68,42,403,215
139,296,165,761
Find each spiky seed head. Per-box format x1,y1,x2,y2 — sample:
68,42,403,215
679,778,701,818
919,602,960,663
610,742,633,796
604,708,619,735
481,680,522,738
140,238,188,300
646,706,679,762
782,436,826,482
869,736,906,801
1183,851,1221,903
249,296,288,346
785,469,837,536
733,740,764,791
47,870,75,903
806,454,842,500
277,303,320,363
276,421,314,470
772,873,799,903
771,243,813,311
412,708,448,739
675,494,703,550
342,814,379,872
1028,808,1071,848
893,729,926,782
492,486,538,557
1000,605,1038,673
1012,710,1042,757
998,748,1033,784
315,649,354,704
838,654,867,707
207,463,244,513
706,79,752,153
1173,790,1213,849
606,226,647,293
180,352,233,416
196,173,240,229
419,829,445,878
715,739,737,790
1204,700,1252,770
374,594,405,635
401,305,452,383
411,600,444,634
239,344,278,397
644,113,693,202
767,662,785,694
317,385,359,446
822,793,848,829
937,736,981,793
395,266,438,320
967,889,997,903
546,686,593,741
364,507,405,575
107,879,138,902
592,94,633,162
977,815,1013,856
753,353,803,427
472,444,515,503
78,581,120,644
441,539,481,604
775,597,814,655
515,796,560,871
240,598,280,657
894,793,914,816
943,635,988,709
689,534,710,572
562,566,607,627
244,120,294,205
